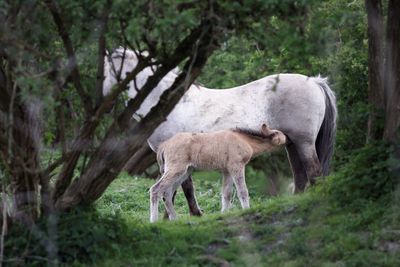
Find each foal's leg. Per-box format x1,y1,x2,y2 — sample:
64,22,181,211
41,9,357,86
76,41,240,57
231,167,250,209
150,170,184,222
221,171,234,213
163,188,177,220
150,178,164,223
164,172,190,221
286,142,308,193
163,190,177,220
163,172,201,219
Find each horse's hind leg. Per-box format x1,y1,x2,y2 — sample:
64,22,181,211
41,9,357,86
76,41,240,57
295,142,322,186
286,143,308,193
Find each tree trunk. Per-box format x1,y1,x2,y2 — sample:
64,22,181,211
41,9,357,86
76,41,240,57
365,0,385,142
123,144,156,176
383,0,400,144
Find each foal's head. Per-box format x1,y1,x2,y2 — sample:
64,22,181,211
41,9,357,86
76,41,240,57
261,124,287,145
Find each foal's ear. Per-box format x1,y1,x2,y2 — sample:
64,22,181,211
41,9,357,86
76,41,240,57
261,124,272,135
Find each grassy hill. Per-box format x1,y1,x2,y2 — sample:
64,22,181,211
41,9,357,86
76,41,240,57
7,169,399,267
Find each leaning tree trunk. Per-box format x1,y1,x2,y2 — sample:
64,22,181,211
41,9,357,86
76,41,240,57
123,144,157,177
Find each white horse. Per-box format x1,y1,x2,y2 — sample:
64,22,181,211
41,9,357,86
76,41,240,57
103,48,337,215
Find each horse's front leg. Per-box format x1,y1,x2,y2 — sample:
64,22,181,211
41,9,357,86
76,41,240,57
181,175,202,216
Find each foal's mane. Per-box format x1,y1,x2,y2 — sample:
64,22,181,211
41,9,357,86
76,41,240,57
232,128,269,140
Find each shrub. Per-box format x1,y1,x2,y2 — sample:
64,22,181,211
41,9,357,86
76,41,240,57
324,141,397,207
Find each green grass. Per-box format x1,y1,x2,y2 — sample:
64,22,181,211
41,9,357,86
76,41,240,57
4,172,400,266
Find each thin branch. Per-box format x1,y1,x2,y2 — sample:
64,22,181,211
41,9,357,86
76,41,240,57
51,57,67,157
7,78,17,162
117,47,127,82
44,0,93,115
42,156,65,177
95,0,112,108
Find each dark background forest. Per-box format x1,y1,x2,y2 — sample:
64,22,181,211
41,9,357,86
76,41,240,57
0,0,399,266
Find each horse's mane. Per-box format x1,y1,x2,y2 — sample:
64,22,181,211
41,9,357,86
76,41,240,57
110,47,204,85
110,47,148,61
231,128,268,140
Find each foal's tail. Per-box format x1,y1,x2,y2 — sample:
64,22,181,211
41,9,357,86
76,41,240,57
311,76,337,176
156,146,165,174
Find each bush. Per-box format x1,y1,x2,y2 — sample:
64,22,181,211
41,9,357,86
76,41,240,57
324,141,397,207
4,207,132,266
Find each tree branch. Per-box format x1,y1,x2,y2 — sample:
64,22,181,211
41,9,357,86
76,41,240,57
55,12,219,209
44,0,93,115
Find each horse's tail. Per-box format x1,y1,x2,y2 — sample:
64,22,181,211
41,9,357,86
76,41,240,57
311,76,337,176
156,146,165,174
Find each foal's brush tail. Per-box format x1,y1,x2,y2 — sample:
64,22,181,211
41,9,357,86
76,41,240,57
156,146,165,174
312,76,338,176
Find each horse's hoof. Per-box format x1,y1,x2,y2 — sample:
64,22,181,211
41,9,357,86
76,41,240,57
190,209,203,217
